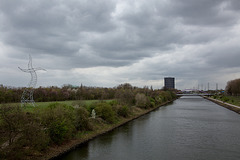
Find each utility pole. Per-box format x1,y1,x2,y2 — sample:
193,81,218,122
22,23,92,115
216,83,218,91
208,82,209,91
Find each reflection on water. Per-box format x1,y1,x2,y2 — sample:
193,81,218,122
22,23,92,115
59,96,240,160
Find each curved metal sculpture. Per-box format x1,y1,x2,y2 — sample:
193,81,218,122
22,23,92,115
18,55,46,107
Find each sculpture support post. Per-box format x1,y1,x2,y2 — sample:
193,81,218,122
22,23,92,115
18,55,46,107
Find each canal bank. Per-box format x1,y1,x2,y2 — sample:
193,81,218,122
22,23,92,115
44,99,176,160
57,96,240,160
202,96,240,114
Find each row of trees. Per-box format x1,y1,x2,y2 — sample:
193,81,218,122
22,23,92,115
0,83,169,103
0,84,115,103
225,78,240,96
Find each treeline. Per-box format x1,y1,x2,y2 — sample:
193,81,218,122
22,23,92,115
0,85,177,160
225,78,240,96
0,83,157,103
0,84,114,103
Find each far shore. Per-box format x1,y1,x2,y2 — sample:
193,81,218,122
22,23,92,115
202,96,240,114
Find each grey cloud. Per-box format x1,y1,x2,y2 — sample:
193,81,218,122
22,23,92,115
0,0,116,57
206,46,240,68
0,0,240,89
226,0,240,11
166,0,239,27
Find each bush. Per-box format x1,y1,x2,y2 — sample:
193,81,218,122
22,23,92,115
48,120,70,144
135,93,149,108
108,100,118,106
155,95,163,105
148,97,155,108
95,103,117,124
18,112,49,151
40,103,76,144
165,91,173,101
159,92,170,102
0,104,25,145
169,91,177,99
116,105,129,117
0,105,49,159
75,107,93,131
87,102,98,113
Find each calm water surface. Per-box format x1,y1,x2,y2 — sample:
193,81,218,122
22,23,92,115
59,96,240,160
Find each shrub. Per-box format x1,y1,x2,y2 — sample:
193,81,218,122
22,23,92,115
135,93,149,108
18,112,49,151
95,103,117,124
0,105,49,159
0,104,25,145
155,95,163,105
169,91,177,99
160,91,168,102
116,105,129,117
23,124,49,151
48,120,70,144
165,91,173,101
40,103,76,144
108,100,118,106
87,102,98,113
148,97,155,108
75,107,93,131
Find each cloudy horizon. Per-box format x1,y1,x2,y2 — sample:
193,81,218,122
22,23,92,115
1,0,240,90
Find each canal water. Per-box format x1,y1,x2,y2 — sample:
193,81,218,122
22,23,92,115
59,96,240,160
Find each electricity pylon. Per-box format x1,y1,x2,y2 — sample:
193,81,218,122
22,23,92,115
18,55,46,107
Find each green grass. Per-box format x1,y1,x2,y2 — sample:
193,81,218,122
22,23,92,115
0,99,114,112
212,95,240,107
224,96,240,106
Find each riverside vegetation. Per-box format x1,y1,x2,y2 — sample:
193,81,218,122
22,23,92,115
208,78,240,113
215,78,240,106
0,83,177,160
209,94,240,113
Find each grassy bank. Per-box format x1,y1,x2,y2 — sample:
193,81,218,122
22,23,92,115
45,100,174,160
0,90,177,160
204,95,240,114
211,95,240,106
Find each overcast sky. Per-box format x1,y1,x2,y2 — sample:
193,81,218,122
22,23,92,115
1,0,240,90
